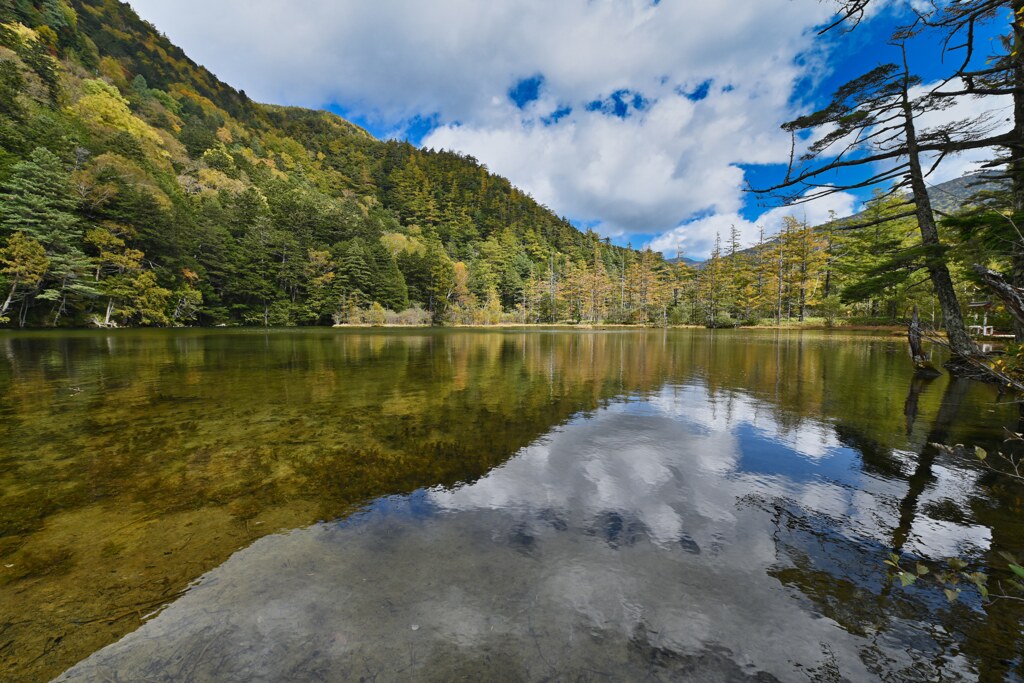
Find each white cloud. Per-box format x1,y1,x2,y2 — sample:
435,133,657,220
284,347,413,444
127,0,836,241
648,190,858,259
124,1,1008,256
640,75,1013,259
913,79,1014,185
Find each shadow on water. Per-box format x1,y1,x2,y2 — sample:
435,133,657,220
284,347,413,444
0,328,1020,681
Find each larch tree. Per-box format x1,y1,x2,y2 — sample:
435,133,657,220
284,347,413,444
0,231,48,322
700,234,725,326
751,39,1003,360
825,0,1024,338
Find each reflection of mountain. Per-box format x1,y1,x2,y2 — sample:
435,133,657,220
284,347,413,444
58,378,1018,682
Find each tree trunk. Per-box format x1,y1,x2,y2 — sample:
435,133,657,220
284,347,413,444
0,278,19,318
18,296,30,328
901,77,976,360
776,244,784,324
903,375,931,436
1011,0,1024,341
908,306,940,377
891,378,969,553
823,233,834,299
53,291,66,326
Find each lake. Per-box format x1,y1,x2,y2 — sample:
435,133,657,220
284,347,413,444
1,329,1021,681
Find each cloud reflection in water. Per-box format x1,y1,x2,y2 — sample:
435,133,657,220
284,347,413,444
58,381,992,682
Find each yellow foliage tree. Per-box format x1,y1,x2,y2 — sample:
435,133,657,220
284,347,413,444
69,79,166,152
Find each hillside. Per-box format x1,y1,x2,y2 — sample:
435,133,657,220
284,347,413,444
1,1,1010,332
665,255,703,268
711,173,1009,269
0,0,640,327
926,173,1006,214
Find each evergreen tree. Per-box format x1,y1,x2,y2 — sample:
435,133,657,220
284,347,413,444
0,147,95,323
338,238,373,301
367,240,409,311
302,247,336,324
424,240,455,321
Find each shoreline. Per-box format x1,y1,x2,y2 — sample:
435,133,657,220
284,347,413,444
1,322,914,333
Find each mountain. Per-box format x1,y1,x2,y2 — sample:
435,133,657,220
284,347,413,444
824,172,1007,230
0,0,638,327
732,173,1007,259
925,172,1006,214
666,255,703,267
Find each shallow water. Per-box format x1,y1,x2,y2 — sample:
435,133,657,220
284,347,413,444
1,329,1022,681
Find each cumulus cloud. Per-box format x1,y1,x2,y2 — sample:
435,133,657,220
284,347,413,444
125,0,1008,256
127,0,838,240
648,191,858,259
642,76,1013,259
128,1,829,122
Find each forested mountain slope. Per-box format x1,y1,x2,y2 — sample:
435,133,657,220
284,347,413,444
0,0,1009,331
0,0,638,327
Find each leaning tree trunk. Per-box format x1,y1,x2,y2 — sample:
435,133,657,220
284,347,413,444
901,85,977,360
0,278,18,318
1010,0,1024,340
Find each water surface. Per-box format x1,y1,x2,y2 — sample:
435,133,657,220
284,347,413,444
1,329,1021,681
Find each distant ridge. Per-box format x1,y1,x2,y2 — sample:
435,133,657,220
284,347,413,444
666,255,703,267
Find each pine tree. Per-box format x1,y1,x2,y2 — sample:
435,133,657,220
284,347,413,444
0,147,96,323
424,240,454,321
832,194,922,319
232,222,281,326
339,238,373,300
367,240,409,311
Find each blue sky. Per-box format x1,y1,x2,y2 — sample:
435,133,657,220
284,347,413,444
128,0,1011,258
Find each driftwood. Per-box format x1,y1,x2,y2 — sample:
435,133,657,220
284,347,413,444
908,307,941,377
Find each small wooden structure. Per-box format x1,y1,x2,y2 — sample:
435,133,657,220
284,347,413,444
967,300,995,337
